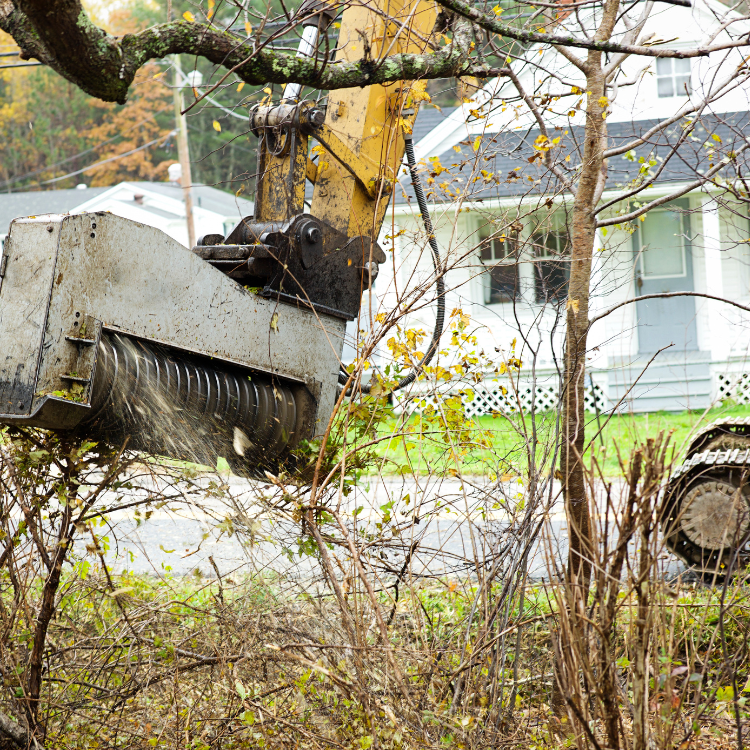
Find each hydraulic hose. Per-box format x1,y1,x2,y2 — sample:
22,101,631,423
340,134,445,394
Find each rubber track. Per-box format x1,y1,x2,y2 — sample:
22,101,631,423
685,416,750,457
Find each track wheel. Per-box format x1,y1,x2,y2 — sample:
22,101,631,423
667,478,750,577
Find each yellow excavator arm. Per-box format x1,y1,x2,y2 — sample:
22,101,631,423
195,0,438,321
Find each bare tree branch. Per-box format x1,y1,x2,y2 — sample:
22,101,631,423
589,290,750,326
435,0,750,60
596,142,750,227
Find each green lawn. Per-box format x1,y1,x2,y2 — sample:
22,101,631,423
368,403,750,478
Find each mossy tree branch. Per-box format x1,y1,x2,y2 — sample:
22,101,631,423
4,0,742,107
0,0,483,103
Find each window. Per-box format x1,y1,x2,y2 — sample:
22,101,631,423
656,58,691,98
533,230,570,303
639,208,686,278
479,230,518,304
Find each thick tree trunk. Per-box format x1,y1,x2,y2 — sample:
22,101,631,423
561,65,605,613
552,0,618,709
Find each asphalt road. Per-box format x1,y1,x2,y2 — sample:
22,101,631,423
87,472,688,583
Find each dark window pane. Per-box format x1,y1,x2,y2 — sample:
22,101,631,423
480,241,493,262
535,259,569,303
492,238,510,261
487,263,518,304
544,232,559,255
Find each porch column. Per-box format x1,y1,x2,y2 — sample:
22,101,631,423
701,198,730,361
587,229,607,368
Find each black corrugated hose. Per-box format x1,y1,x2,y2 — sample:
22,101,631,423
339,134,445,394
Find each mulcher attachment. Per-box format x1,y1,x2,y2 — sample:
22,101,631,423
0,212,346,475
662,418,750,577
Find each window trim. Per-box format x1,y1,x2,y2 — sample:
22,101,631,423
478,226,520,305
531,228,570,304
655,57,692,99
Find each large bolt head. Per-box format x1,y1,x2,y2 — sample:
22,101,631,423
309,109,325,127
363,261,380,282
304,225,322,244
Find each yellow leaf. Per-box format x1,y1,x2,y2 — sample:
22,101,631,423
245,20,252,35
712,133,722,143
369,381,384,397
208,0,215,7
598,96,608,108
263,87,272,95
409,80,431,104
453,145,461,152
183,10,194,22
237,81,245,92
472,136,481,152
566,297,580,315
270,312,279,332
213,120,221,132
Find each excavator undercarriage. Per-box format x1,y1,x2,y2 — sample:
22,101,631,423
663,418,750,577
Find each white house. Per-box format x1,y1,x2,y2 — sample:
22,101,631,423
0,181,254,249
379,0,750,414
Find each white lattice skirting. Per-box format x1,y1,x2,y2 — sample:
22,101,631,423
716,372,750,405
397,377,607,416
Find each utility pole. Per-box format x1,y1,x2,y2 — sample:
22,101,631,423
172,55,196,249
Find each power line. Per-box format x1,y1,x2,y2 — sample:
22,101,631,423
40,131,176,185
2,106,173,191
0,62,41,70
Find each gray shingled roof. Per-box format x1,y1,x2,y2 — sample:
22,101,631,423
395,110,750,204
0,182,255,237
0,187,110,236
126,182,254,218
